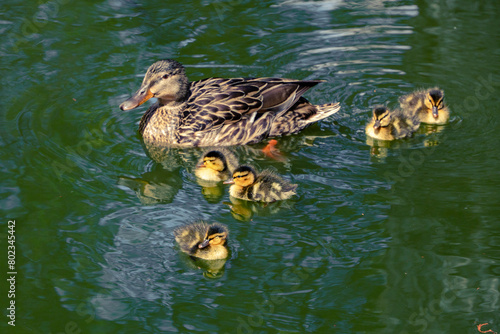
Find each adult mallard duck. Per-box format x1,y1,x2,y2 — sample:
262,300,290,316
399,88,450,124
174,221,229,260
223,165,297,202
120,59,340,146
365,106,420,141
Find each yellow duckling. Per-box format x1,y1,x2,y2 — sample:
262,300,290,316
399,87,450,124
365,106,420,141
174,221,229,260
119,59,340,146
224,165,297,202
195,149,239,182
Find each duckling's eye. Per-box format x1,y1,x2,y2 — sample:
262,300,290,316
162,74,169,79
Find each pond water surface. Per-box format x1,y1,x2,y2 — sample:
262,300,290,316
1,0,500,333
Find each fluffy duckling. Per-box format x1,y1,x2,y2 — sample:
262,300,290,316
224,165,297,202
174,221,229,260
365,106,420,141
399,88,450,124
195,149,239,182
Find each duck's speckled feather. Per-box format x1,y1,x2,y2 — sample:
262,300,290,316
137,73,340,146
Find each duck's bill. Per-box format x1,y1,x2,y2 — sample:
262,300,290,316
198,239,210,249
120,87,153,111
223,179,235,184
432,106,439,118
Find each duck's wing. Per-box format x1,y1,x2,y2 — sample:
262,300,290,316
180,78,323,133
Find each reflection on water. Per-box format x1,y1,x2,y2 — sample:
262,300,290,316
224,197,295,222
365,122,449,158
178,253,228,279
117,165,183,205
198,181,226,204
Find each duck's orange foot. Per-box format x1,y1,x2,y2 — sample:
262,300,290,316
477,323,496,334
262,139,286,161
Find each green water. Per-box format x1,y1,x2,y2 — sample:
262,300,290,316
1,0,500,333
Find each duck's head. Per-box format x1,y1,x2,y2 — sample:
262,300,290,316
120,59,189,111
424,88,445,119
198,223,228,249
198,150,228,172
372,107,391,129
224,165,257,187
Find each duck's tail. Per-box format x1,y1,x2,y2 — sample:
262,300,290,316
305,102,341,124
269,102,341,137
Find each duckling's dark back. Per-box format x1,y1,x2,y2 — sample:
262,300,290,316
391,109,420,139
174,221,209,254
252,170,297,202
399,90,424,109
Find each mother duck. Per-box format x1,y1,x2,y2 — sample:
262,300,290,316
120,59,340,147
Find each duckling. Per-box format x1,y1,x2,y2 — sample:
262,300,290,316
195,149,239,182
365,106,420,141
224,165,297,202
174,221,229,260
399,88,450,124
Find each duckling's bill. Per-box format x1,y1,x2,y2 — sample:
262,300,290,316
199,239,210,248
432,106,439,118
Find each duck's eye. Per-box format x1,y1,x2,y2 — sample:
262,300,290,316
162,74,169,79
